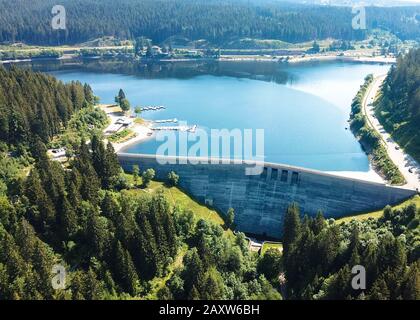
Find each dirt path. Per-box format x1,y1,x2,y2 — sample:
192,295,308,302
362,75,420,191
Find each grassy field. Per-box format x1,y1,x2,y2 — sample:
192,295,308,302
124,176,225,227
108,129,135,143
336,195,420,224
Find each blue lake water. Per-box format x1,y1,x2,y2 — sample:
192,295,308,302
48,60,390,171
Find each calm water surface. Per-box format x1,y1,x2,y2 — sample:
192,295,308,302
45,60,390,171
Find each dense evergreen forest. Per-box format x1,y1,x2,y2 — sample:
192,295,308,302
0,0,419,46
0,66,95,149
281,204,419,299
375,48,420,163
0,66,418,300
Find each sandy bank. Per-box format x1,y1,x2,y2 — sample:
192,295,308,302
98,104,154,153
112,124,154,153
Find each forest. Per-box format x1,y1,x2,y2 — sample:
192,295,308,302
0,66,95,149
375,48,420,163
0,0,419,46
0,66,418,300
281,204,419,299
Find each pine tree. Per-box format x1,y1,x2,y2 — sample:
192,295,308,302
283,203,301,253
91,134,106,179
401,262,420,300
0,263,10,299
188,285,201,300
71,271,87,300
326,265,352,300
142,168,155,187
135,211,159,279
74,139,100,203
202,268,224,300
101,192,120,221
14,219,38,261
103,142,120,189
58,195,78,239
226,208,235,228
183,248,204,297
86,213,109,258
32,241,54,299
115,89,126,105
157,286,174,300
84,268,104,300
132,165,140,186
112,241,139,296
83,84,94,105
24,168,55,233
311,210,326,235
369,278,390,300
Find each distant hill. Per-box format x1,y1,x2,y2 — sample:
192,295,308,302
272,0,420,6
0,0,418,46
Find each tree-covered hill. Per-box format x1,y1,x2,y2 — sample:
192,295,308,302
375,49,420,163
0,0,419,46
0,66,95,150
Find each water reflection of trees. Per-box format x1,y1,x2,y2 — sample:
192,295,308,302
20,58,296,85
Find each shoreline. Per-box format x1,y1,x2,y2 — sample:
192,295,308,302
112,125,154,153
1,51,396,66
286,54,396,65
98,104,154,153
361,75,420,190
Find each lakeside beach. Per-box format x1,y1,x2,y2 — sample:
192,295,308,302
98,104,154,152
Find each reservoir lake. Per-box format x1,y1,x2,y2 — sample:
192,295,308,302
41,60,390,173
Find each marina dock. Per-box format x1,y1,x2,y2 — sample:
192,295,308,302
153,118,178,124
151,124,197,133
141,106,166,111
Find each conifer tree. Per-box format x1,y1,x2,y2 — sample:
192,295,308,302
369,278,390,300
24,168,56,233
58,195,78,239
283,203,301,253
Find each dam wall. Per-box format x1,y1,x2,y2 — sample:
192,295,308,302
118,153,416,239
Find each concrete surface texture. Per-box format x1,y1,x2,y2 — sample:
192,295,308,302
118,153,416,239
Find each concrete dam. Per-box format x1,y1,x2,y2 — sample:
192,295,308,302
118,153,416,239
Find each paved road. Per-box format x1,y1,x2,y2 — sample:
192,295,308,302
362,75,420,191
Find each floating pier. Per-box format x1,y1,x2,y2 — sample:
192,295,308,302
151,124,197,133
141,106,165,111
153,118,178,124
